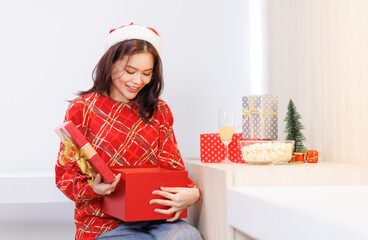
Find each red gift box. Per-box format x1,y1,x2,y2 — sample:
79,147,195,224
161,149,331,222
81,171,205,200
55,121,115,183
306,150,319,163
294,152,305,163
101,167,188,222
200,133,243,163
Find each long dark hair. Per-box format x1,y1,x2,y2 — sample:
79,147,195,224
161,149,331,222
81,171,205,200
79,39,163,122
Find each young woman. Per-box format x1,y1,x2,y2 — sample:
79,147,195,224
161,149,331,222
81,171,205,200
55,23,202,240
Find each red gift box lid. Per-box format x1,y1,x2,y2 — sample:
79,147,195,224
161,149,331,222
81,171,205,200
55,121,115,183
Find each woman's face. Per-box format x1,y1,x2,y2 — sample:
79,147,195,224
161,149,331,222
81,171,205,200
109,51,154,102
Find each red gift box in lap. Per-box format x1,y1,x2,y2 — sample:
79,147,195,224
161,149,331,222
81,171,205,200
101,167,188,222
200,133,244,163
55,121,115,183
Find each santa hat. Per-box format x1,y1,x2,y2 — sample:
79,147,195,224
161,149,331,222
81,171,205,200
104,23,162,54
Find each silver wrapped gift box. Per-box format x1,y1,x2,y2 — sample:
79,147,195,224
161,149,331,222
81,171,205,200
242,95,278,139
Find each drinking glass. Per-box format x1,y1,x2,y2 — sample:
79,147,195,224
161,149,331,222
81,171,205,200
219,107,234,163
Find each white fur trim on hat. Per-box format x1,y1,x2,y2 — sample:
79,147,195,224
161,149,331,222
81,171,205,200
104,23,162,54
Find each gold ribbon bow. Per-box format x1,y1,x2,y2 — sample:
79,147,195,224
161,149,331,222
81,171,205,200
59,139,96,185
242,96,277,138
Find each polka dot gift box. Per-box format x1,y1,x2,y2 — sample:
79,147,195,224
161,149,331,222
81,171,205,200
200,133,244,163
242,95,278,140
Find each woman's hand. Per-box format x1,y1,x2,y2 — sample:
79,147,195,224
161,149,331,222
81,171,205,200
92,173,121,196
150,187,200,222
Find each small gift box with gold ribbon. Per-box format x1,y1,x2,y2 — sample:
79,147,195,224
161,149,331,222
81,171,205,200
242,95,278,140
306,150,320,163
55,121,115,184
293,152,306,163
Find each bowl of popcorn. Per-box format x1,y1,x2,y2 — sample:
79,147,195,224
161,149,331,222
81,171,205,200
239,140,294,165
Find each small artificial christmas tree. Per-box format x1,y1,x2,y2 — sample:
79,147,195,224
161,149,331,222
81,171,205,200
284,99,306,153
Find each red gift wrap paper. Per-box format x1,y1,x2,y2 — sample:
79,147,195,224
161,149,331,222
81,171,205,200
294,153,305,163
306,150,319,163
101,167,188,222
200,133,243,163
56,121,115,183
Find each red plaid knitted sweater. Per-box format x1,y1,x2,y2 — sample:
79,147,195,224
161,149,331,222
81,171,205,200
55,92,198,240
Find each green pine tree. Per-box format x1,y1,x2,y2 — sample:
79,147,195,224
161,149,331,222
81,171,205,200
284,99,306,153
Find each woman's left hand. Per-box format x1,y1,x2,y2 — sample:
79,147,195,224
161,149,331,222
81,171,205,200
150,187,200,222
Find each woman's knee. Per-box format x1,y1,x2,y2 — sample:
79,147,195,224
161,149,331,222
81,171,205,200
174,224,202,240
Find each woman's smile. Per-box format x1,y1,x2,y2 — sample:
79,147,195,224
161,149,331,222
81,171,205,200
125,84,139,92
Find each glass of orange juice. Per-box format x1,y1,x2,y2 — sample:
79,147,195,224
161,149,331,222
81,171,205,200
219,107,234,163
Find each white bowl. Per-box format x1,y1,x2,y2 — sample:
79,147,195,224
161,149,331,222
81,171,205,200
239,140,295,165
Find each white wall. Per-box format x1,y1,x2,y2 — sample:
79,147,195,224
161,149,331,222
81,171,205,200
266,0,368,163
0,0,251,173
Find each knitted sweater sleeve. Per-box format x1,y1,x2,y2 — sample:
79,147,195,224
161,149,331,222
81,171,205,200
157,101,200,191
55,99,101,203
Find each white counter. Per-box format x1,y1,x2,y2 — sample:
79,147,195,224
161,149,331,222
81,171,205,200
184,160,368,240
227,185,368,240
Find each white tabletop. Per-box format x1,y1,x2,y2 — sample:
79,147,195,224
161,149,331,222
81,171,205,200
227,184,368,240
